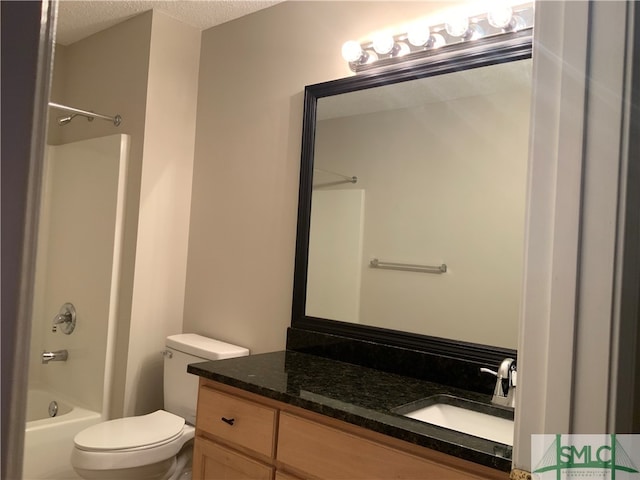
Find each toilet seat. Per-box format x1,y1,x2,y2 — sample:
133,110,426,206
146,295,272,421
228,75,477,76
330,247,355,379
71,410,195,471
75,410,185,451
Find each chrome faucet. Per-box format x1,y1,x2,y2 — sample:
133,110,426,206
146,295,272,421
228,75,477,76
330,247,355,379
481,358,516,408
51,313,71,332
42,350,68,364
51,303,76,334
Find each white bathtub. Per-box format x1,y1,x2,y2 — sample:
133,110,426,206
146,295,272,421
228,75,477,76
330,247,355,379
23,389,101,480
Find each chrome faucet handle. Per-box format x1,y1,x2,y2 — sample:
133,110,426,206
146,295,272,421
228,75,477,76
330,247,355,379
500,358,517,387
481,358,516,408
497,358,516,377
51,303,76,334
52,313,70,327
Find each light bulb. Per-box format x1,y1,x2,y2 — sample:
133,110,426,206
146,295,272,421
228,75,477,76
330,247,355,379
468,24,485,40
488,5,513,29
445,16,470,37
428,33,446,49
510,15,527,31
407,22,431,47
395,42,411,57
372,32,395,55
341,41,364,63
365,51,379,64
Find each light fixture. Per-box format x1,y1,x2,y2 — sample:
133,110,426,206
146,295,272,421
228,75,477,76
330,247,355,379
467,23,485,41
341,2,534,72
445,16,470,38
341,40,367,63
371,32,396,55
396,42,411,57
510,15,527,31
365,51,379,64
488,5,514,29
428,33,446,49
406,22,431,47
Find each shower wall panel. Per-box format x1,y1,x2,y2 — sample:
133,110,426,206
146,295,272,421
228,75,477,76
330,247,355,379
29,134,129,415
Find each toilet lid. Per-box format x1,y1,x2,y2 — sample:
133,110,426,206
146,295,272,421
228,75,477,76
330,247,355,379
74,410,185,451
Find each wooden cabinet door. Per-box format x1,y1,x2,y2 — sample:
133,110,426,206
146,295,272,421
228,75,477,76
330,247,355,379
275,471,304,480
193,437,274,480
278,412,490,480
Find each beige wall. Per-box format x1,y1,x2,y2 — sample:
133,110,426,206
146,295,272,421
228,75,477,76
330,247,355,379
184,1,453,354
124,11,200,416
45,10,200,417
307,190,365,323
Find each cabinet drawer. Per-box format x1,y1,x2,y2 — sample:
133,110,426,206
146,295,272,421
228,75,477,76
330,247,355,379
277,412,486,480
197,386,277,458
193,437,274,480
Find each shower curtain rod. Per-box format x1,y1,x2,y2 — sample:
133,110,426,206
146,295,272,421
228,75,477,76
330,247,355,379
48,101,122,126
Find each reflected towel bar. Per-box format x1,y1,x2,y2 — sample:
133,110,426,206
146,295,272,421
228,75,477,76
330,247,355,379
314,168,357,184
369,258,447,274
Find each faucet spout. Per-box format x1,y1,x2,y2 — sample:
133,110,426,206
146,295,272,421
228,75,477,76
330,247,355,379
42,350,68,364
481,358,516,408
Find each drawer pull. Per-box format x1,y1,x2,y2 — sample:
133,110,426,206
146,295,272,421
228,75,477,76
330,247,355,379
221,417,235,426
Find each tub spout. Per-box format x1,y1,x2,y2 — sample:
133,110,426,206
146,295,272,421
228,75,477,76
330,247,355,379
42,350,68,364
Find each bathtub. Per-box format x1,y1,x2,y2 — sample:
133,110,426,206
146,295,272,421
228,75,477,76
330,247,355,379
23,389,101,480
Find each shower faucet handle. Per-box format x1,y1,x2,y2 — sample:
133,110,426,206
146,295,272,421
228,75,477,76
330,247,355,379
52,303,76,334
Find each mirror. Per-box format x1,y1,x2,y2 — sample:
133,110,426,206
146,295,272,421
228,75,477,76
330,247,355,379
292,32,532,359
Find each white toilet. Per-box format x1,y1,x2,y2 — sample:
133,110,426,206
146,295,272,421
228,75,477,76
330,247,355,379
71,334,249,480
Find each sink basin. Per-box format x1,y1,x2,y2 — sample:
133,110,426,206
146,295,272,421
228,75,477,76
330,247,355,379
394,395,514,445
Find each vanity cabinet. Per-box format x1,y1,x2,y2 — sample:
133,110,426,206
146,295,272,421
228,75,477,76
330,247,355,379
196,386,277,458
193,438,274,480
192,379,509,480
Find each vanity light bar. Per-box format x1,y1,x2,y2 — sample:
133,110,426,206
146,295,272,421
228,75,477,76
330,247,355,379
342,2,534,72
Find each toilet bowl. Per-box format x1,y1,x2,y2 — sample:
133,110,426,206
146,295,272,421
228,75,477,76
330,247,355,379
71,334,249,479
71,411,194,479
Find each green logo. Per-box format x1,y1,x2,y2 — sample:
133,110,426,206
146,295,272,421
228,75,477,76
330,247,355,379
533,435,639,479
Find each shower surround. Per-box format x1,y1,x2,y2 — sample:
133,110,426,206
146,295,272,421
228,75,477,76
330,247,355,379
25,134,129,478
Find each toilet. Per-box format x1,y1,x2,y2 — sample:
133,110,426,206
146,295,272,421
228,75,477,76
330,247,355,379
71,334,249,480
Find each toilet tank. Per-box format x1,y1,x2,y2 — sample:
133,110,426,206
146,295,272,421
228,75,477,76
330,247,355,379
163,333,249,425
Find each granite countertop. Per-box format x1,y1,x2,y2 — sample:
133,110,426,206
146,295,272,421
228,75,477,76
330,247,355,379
187,350,513,472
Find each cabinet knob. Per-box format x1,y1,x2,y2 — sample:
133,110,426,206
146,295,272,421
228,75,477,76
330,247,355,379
221,417,235,426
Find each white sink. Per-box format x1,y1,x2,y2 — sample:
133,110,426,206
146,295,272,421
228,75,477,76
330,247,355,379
401,401,514,445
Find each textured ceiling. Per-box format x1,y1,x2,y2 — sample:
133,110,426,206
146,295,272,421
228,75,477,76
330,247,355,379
56,0,283,46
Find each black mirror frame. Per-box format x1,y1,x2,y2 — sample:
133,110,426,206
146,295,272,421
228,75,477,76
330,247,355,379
291,29,532,365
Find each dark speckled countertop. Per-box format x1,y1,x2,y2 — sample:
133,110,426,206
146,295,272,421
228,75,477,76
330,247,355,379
187,350,513,472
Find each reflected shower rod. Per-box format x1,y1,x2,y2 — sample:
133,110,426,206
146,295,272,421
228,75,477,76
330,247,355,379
48,102,122,126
